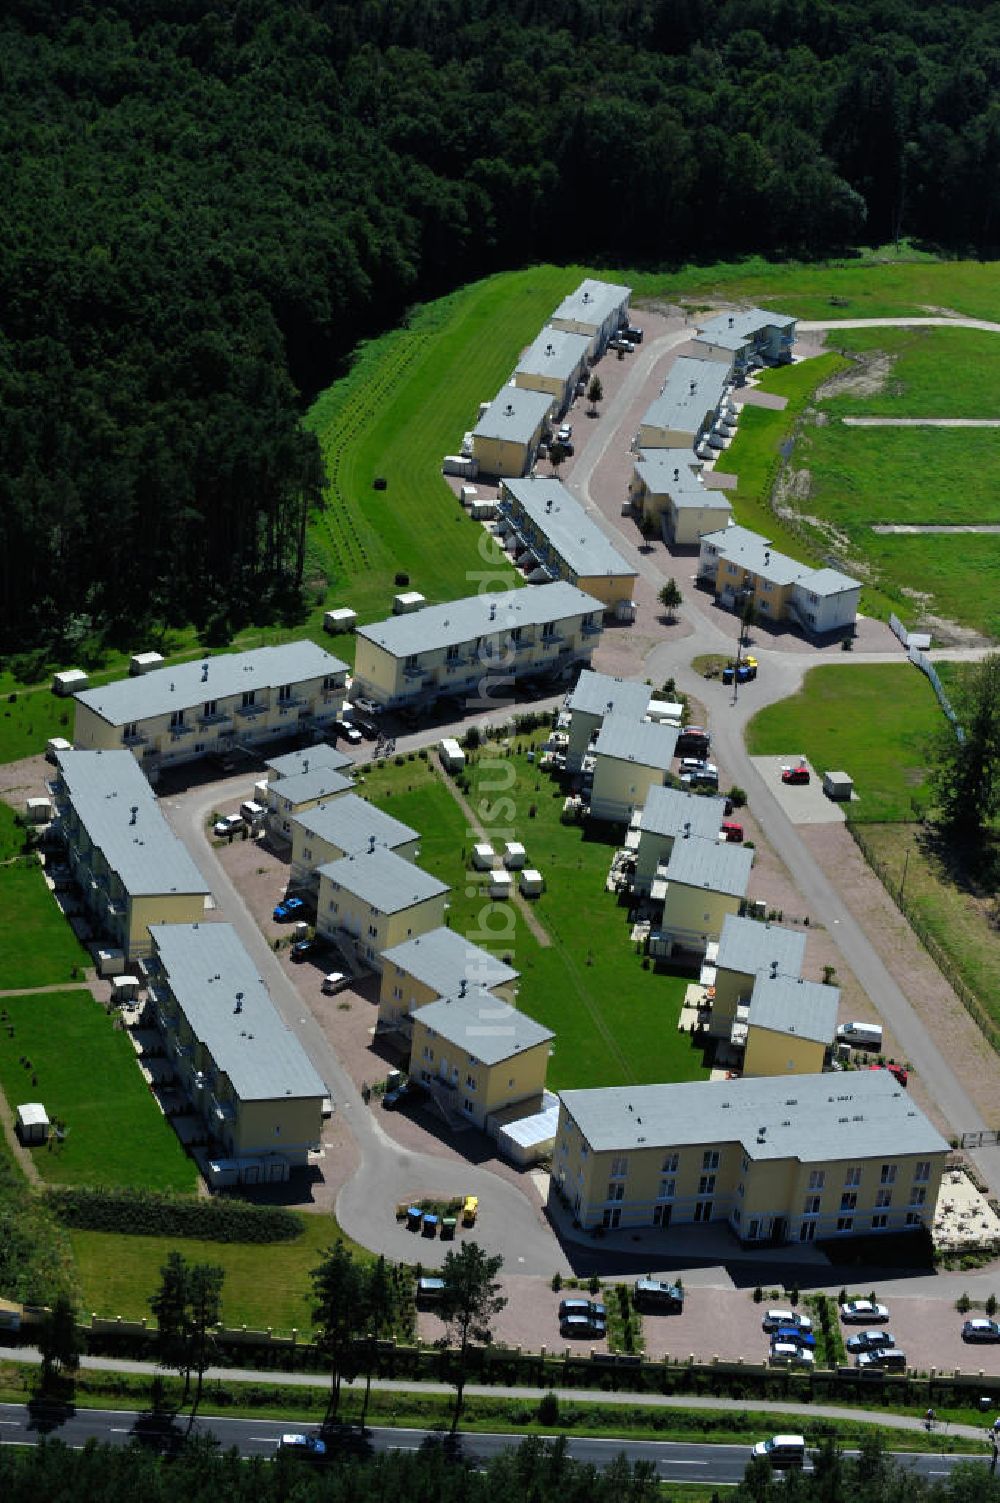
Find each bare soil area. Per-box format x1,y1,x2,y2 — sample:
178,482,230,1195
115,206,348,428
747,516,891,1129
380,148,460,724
813,350,896,401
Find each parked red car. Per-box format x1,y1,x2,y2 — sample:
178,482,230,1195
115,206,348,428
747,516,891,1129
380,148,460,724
869,1063,909,1087
721,821,744,843
781,764,810,785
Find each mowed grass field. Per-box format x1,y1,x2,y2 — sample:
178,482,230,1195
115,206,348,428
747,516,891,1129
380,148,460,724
821,325,1000,417
0,990,197,1191
745,664,942,822
356,741,705,1090
0,859,91,989
68,1210,351,1333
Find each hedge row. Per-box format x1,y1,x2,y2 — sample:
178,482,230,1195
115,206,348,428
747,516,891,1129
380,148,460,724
47,1187,302,1243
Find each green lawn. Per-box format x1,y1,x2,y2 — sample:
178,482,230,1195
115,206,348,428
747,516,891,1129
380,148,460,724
745,664,942,822
0,859,90,989
821,325,1000,417
358,741,707,1090
69,1210,351,1333
0,990,196,1191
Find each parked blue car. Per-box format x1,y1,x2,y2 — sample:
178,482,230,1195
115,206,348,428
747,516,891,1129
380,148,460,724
273,896,305,922
774,1325,816,1349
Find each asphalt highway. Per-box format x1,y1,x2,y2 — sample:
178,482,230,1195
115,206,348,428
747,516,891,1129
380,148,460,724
0,1402,988,1485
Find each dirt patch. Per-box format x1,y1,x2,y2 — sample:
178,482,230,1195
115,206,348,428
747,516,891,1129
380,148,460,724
813,350,896,401
914,615,996,651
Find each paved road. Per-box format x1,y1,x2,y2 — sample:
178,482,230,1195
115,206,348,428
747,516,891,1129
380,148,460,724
799,317,1000,334
844,417,1000,428
0,1401,986,1483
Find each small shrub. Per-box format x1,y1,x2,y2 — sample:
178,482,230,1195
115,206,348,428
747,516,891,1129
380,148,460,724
726,786,747,808
753,1286,763,1303
394,571,409,586
551,1272,562,1292
987,1294,998,1318
588,1274,601,1295
956,1291,972,1313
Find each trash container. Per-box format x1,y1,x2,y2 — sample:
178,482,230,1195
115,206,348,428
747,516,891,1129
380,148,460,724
406,1206,422,1232
441,1217,457,1241
422,1213,439,1238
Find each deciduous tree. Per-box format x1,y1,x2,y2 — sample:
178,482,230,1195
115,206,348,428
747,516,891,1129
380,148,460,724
438,1242,506,1432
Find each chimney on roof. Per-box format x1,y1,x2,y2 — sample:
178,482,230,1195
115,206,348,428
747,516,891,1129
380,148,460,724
673,468,679,482
369,834,376,854
234,991,243,1015
690,380,697,394
505,402,514,416
129,805,138,826
770,960,779,978
489,603,496,621
683,821,691,837
728,316,734,329
459,978,467,998
201,662,209,682
302,758,309,774
764,550,771,564
546,498,553,512
545,344,553,356
170,682,175,692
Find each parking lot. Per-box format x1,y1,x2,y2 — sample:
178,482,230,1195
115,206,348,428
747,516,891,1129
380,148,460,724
749,755,848,826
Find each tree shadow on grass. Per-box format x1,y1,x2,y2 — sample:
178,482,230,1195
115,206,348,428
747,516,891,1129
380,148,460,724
917,821,1000,898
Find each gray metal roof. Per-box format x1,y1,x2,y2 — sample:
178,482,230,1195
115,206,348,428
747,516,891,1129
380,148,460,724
382,926,518,997
319,845,449,913
716,914,807,980
516,325,592,383
295,793,418,855
500,478,637,581
663,834,753,898
801,567,862,598
75,642,348,728
638,785,727,842
559,1069,948,1162
594,716,679,771
473,386,553,444
149,923,326,1102
357,582,602,658
566,669,651,721
695,306,795,349
641,358,730,438
270,767,354,807
551,278,631,330
267,743,353,778
412,987,553,1065
58,750,209,898
747,974,839,1045
701,526,859,594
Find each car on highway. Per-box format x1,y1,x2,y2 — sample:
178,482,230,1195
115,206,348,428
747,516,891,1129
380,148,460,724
761,1309,813,1334
781,764,810,785
751,1434,806,1468
963,1318,1000,1343
839,1299,890,1324
770,1340,814,1367
273,896,306,922
845,1328,897,1354
275,1433,327,1460
213,813,244,838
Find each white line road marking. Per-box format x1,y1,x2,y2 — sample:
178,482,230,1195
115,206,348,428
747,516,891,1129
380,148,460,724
109,1427,130,1433
250,1436,280,1443
659,1460,707,1467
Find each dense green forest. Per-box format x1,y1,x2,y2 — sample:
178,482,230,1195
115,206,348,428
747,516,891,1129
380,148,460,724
2,0,999,661
0,1433,996,1502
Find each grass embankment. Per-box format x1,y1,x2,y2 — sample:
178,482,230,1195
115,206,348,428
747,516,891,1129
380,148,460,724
358,737,705,1091
822,325,1000,418
0,1361,983,1455
0,861,91,991
0,991,196,1192
745,663,942,822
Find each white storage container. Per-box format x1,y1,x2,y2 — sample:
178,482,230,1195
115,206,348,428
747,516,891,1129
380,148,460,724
52,669,88,696
503,841,527,869
472,842,495,870
129,651,165,676
519,868,544,897
488,871,514,900
324,607,358,634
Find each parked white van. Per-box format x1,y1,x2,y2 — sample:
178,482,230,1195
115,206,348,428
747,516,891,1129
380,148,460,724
752,1434,806,1467
836,1021,884,1048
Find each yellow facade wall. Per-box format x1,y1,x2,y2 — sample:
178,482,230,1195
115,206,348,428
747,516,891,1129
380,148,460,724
591,757,666,823
576,572,637,611
472,434,536,480
317,880,448,968
661,882,741,945
72,701,120,751
410,1020,549,1130
127,892,206,960
743,1027,826,1079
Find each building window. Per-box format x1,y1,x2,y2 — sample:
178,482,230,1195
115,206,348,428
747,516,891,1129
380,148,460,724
803,1196,821,1216
303,847,312,861
446,645,460,662
606,1182,625,1202
123,722,138,740
906,1211,924,1226
840,1192,858,1212
741,1155,750,1174
880,1164,897,1186
698,1175,716,1196
463,1099,474,1114
169,709,185,729
204,700,217,717
542,621,556,639
658,1179,676,1199
871,1213,888,1230
465,1074,477,1090
875,1189,893,1209
694,1200,713,1223
910,1187,927,1207
323,675,339,691
328,901,338,913
278,684,292,703
844,1165,862,1188
423,1046,434,1062
392,986,402,1000
732,1206,741,1225
808,1169,825,1190
737,1182,745,1198
747,1219,759,1240
662,1153,679,1173
610,1155,628,1178
914,1160,931,1183
836,1216,854,1233
241,690,256,708
702,1150,720,1171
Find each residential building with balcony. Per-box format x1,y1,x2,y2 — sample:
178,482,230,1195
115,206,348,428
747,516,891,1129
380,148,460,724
71,643,349,779
698,525,861,636
410,987,554,1132
551,1070,946,1242
51,750,209,961
471,386,554,479
351,583,604,710
637,358,734,454
704,913,808,1041
148,922,326,1184
629,450,732,545
263,748,356,845
289,795,420,889
514,325,592,413
378,926,519,1033
648,835,754,959
316,846,450,970
563,668,653,772
692,307,796,374
627,785,729,895
497,478,638,613
549,278,631,359
739,975,839,1078
589,716,680,825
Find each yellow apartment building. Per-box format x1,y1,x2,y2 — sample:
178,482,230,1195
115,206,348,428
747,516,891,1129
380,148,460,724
71,643,349,780
263,743,355,843
590,716,680,825
352,583,604,710
650,835,754,959
51,749,209,961
564,669,652,772
704,913,808,1040
740,975,839,1078
514,325,592,412
316,846,449,970
629,451,732,545
378,926,519,1033
497,478,638,613
471,386,553,479
148,923,326,1186
698,526,861,636
627,784,729,895
549,278,631,359
692,308,796,374
288,794,419,888
551,1070,947,1243
637,357,733,452
409,986,554,1132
